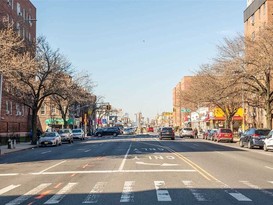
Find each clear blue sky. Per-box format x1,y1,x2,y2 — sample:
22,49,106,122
32,0,246,120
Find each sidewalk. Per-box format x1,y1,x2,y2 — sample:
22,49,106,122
0,142,37,155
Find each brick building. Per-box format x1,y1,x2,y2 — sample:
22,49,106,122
243,0,273,128
172,76,193,128
0,0,36,138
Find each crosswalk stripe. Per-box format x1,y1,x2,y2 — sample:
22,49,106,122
0,185,21,195
5,183,51,205
154,181,172,202
240,181,273,197
44,183,77,204
82,182,107,204
228,193,252,201
182,180,207,201
120,181,135,203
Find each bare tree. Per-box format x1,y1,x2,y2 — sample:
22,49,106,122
3,36,72,144
217,28,273,129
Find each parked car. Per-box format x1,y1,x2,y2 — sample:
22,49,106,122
159,127,175,140
214,128,233,143
123,127,135,135
95,127,120,137
202,129,211,139
58,129,73,143
208,129,218,141
180,127,194,138
72,128,85,140
239,128,271,149
38,132,62,147
147,127,154,132
264,130,273,151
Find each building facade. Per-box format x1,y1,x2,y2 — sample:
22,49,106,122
0,0,36,138
244,0,272,128
172,76,193,128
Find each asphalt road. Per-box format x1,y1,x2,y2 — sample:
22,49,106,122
1,134,273,205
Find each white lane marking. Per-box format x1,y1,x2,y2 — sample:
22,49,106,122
118,143,132,171
182,180,207,201
44,183,77,204
265,166,273,170
41,150,52,154
229,193,252,201
120,181,135,202
38,160,67,174
31,169,196,175
5,183,51,205
0,185,21,195
240,181,273,197
154,181,172,202
136,162,178,166
84,149,92,153
0,173,19,177
83,182,107,204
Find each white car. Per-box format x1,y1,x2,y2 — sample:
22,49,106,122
264,130,273,151
38,132,62,147
72,129,85,140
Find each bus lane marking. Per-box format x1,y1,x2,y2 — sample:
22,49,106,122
118,143,132,171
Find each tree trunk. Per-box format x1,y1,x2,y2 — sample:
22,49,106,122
265,101,272,129
31,108,38,145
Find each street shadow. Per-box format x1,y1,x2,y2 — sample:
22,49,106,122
0,187,273,205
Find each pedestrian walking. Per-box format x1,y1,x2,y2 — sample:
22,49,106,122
194,128,198,139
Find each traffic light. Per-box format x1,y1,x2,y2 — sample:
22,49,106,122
106,105,111,110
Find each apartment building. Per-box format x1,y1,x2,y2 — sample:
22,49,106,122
243,0,273,128
244,0,273,38
0,0,36,138
172,76,193,128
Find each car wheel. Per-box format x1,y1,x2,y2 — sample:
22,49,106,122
239,140,244,147
248,141,252,149
113,133,117,137
172,137,175,140
264,144,268,151
98,133,102,137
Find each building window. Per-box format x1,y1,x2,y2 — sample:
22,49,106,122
21,105,24,116
251,15,255,26
51,105,56,115
252,31,255,40
10,101,12,115
16,103,21,116
7,0,14,9
16,2,21,16
41,104,46,115
6,101,9,115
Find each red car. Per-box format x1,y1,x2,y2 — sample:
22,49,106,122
214,128,233,143
147,127,154,132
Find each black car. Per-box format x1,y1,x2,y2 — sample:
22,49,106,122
95,127,120,137
239,128,271,149
159,127,175,140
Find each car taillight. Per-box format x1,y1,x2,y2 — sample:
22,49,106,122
253,134,260,137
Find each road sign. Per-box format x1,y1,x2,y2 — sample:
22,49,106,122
181,108,191,113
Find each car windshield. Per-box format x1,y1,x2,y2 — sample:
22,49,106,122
162,128,172,132
42,133,56,138
58,130,70,134
221,129,232,133
72,129,81,133
184,128,193,131
255,129,271,135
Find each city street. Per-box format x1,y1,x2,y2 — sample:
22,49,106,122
1,134,273,205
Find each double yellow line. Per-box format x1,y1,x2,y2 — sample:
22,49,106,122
139,140,218,181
